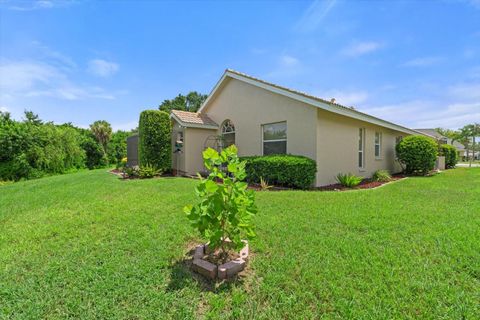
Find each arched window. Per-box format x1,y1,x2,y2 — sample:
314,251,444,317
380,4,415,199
221,120,235,148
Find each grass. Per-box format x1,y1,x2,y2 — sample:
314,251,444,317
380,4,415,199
1,168,479,319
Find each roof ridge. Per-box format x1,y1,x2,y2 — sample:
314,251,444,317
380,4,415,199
223,68,426,136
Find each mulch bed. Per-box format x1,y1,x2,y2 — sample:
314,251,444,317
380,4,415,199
108,169,174,179
316,175,406,191
109,169,406,191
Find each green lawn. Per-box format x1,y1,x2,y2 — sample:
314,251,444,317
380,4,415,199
1,169,479,319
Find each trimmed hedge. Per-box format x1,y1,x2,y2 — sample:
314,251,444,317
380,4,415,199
240,154,317,189
439,144,458,169
396,135,438,175
138,110,171,172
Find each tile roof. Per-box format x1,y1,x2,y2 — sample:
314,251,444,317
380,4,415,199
171,109,218,128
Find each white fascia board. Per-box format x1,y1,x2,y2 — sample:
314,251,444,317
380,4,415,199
199,70,421,135
197,72,229,113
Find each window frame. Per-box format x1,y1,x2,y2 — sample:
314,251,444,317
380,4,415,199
374,131,382,159
220,119,236,149
262,121,287,156
358,128,365,170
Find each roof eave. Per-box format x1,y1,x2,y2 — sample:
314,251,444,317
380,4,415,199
198,69,424,136
170,112,218,130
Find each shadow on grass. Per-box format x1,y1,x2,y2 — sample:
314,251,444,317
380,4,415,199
166,246,245,293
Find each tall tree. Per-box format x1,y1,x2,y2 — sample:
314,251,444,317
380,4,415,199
435,128,461,145
89,120,112,156
158,91,208,113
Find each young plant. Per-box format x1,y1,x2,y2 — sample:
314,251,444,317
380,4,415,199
184,145,257,260
336,173,363,188
139,164,160,179
260,177,272,191
372,170,392,182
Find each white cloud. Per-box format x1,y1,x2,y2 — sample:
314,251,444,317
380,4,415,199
87,59,119,77
448,82,480,101
0,60,117,101
0,61,61,92
0,106,9,113
265,54,303,79
362,98,480,130
6,0,67,11
401,56,443,67
315,89,369,106
31,41,77,69
295,0,337,32
341,41,383,57
279,55,299,67
111,121,138,131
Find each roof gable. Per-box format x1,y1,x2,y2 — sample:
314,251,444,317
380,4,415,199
198,69,427,136
170,109,218,129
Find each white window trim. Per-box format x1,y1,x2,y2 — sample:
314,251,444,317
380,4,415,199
221,120,236,148
261,121,287,155
359,128,365,171
375,132,382,160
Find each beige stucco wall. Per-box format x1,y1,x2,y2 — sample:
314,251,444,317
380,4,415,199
176,77,411,187
184,127,217,175
202,78,318,159
316,109,406,186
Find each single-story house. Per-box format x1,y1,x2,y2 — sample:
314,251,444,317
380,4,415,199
415,128,466,158
170,69,430,187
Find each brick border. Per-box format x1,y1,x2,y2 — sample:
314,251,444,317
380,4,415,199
192,241,249,280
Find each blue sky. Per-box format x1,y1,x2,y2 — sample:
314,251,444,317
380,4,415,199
1,0,479,130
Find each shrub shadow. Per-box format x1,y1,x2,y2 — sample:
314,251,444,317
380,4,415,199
166,247,245,293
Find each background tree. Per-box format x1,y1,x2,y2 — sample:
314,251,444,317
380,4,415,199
89,120,112,156
158,91,207,113
435,128,461,145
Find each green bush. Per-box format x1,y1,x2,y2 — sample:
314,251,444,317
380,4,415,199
396,135,438,175
241,154,317,189
336,173,363,188
81,137,107,169
138,110,171,172
372,170,392,182
139,164,160,179
439,144,458,169
0,113,86,181
125,165,139,178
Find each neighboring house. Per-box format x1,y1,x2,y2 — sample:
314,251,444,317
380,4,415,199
169,69,429,187
415,129,466,158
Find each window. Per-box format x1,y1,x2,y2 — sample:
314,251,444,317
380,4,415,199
221,120,235,148
395,136,403,159
375,132,382,159
263,121,287,155
358,128,365,169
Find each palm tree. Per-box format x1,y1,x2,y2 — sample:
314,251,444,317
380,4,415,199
89,120,112,156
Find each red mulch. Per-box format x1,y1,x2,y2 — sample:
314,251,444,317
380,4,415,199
109,169,406,191
316,175,405,191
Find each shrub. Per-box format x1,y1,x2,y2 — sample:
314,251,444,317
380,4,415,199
372,170,392,182
184,146,257,258
439,144,458,169
396,135,438,175
336,173,363,188
125,165,139,178
139,164,161,179
81,137,108,169
138,110,171,172
241,155,317,189
117,157,128,170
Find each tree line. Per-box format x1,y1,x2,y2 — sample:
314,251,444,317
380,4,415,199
0,110,134,181
435,123,480,166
